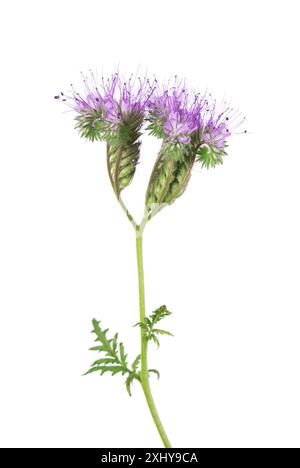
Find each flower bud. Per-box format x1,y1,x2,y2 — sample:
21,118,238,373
145,142,195,214
107,138,140,197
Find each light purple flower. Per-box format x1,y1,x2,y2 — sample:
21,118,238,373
148,77,201,144
55,71,246,149
55,71,155,128
199,95,246,150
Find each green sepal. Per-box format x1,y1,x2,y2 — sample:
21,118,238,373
74,110,107,142
145,142,196,216
196,143,226,169
145,114,165,139
106,111,143,197
107,140,140,197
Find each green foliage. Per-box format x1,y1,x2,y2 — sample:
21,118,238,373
146,115,165,139
135,305,173,348
74,111,107,142
196,144,226,169
85,320,141,396
149,369,160,379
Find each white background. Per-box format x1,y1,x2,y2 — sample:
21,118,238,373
0,0,299,449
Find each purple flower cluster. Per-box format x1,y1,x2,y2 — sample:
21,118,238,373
199,95,246,150
147,77,201,144
55,71,155,128
147,78,245,149
55,71,245,150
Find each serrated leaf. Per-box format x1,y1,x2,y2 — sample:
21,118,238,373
133,321,148,330
119,343,127,367
112,333,118,353
91,320,112,354
136,305,173,347
89,346,105,351
151,335,160,348
196,144,225,169
132,354,141,372
83,366,104,375
91,319,102,337
91,358,117,366
152,329,174,336
150,305,172,324
86,319,143,397
99,365,127,376
125,374,135,397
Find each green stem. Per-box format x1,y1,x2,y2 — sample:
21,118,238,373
118,197,137,230
135,226,172,448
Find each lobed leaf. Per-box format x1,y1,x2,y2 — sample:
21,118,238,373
86,319,142,397
132,354,141,372
152,328,174,336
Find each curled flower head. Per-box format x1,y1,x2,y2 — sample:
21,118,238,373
145,77,246,168
56,69,246,215
147,77,201,145
55,71,157,195
55,71,155,141
55,70,246,173
196,95,246,168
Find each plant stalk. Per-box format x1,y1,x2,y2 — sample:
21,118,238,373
135,226,171,448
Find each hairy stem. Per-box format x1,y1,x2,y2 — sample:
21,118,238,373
135,226,171,448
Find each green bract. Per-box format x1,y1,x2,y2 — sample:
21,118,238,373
106,111,143,197
145,142,195,216
196,143,226,169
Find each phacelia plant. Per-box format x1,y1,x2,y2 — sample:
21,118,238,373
55,70,245,448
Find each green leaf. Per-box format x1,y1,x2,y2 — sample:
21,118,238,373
119,343,127,367
132,354,141,372
136,305,173,347
91,320,112,355
149,305,172,324
145,317,152,327
152,328,174,336
125,373,135,397
86,319,141,396
91,358,117,366
89,365,126,376
101,365,127,376
149,369,160,379
83,366,104,375
112,333,118,353
133,321,148,330
89,346,105,351
151,335,160,348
